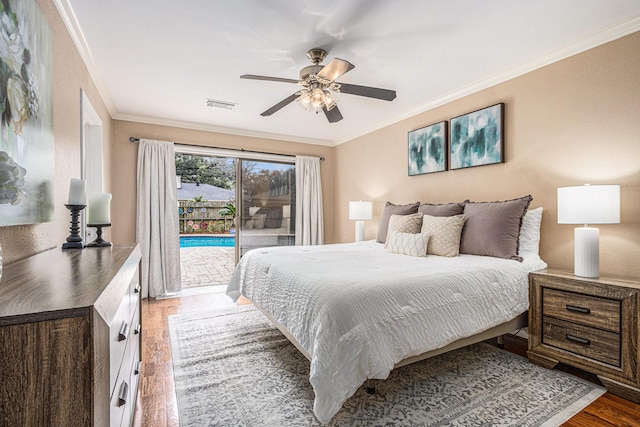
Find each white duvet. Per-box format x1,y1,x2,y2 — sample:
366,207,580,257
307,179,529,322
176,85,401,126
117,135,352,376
226,240,547,424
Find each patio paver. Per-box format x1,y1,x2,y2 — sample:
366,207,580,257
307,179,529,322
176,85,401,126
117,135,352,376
180,246,235,289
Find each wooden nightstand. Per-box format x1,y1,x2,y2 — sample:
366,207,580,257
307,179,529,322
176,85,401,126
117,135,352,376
528,269,640,403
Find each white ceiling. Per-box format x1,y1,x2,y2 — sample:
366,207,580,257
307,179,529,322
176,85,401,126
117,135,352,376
59,0,640,146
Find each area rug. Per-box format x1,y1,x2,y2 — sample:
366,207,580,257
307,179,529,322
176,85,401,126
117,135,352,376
168,305,605,426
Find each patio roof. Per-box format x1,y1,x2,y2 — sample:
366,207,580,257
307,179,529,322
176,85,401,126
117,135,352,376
177,182,234,201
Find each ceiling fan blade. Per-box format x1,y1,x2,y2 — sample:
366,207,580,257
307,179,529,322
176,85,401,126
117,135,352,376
337,83,396,101
260,93,299,116
323,105,343,123
241,74,299,84
317,59,355,82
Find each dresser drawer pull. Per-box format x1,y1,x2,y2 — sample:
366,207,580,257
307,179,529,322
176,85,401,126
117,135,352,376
134,283,141,293
566,305,590,314
135,360,142,375
117,381,129,407
134,323,141,335
565,334,590,345
118,322,129,341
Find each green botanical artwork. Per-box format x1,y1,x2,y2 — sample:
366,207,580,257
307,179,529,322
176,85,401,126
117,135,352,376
408,121,447,176
0,0,54,224
450,103,504,170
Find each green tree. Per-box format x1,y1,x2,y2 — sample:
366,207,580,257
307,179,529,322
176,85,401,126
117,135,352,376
175,154,235,189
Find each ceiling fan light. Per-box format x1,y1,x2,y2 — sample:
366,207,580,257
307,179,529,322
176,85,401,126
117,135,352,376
323,90,336,110
298,90,311,108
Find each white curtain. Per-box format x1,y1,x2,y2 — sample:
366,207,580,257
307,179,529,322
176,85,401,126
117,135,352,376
136,139,181,298
295,155,324,245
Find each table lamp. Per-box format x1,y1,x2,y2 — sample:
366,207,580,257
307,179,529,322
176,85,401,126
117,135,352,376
557,184,620,278
349,201,372,242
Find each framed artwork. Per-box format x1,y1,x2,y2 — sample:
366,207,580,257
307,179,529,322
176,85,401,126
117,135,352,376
450,103,504,170
408,121,447,176
0,0,54,225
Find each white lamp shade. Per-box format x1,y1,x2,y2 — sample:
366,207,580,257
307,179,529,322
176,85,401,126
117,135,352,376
557,185,620,225
349,201,372,220
249,206,260,216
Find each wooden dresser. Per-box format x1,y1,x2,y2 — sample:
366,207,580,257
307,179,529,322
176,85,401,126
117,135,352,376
0,244,142,427
528,269,640,402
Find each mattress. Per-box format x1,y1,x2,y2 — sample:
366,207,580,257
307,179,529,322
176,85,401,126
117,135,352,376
227,240,547,423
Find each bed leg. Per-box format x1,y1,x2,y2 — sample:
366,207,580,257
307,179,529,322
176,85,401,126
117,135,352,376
365,379,376,394
497,334,505,349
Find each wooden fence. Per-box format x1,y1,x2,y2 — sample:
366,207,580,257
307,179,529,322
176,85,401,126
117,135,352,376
178,200,235,234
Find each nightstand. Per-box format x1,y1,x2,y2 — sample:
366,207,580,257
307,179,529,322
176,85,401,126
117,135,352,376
527,269,640,403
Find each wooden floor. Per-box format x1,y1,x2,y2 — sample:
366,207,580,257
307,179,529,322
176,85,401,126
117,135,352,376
134,291,640,427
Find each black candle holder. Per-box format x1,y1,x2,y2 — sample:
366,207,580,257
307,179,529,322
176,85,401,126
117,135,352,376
62,204,86,249
86,223,112,247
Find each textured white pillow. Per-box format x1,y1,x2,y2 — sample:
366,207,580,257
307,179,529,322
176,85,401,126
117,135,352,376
386,231,430,257
519,207,543,255
420,214,466,257
385,213,423,248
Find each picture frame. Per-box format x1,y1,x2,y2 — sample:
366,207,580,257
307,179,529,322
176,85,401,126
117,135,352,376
0,0,54,225
408,121,448,176
450,103,504,170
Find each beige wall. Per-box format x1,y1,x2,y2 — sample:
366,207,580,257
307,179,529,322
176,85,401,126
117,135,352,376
0,1,113,264
110,121,335,244
334,32,640,278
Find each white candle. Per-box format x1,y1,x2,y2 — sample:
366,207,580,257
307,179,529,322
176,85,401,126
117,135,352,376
68,178,86,205
88,192,112,225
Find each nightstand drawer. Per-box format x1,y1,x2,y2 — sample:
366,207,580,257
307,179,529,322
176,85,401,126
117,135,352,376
542,317,620,367
543,288,620,332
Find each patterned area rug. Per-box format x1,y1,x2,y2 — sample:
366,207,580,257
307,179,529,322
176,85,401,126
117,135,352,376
168,305,605,426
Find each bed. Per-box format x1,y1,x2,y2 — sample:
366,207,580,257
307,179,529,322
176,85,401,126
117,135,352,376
226,199,546,423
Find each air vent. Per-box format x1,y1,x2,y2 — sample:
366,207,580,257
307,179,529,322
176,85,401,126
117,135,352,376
205,98,236,109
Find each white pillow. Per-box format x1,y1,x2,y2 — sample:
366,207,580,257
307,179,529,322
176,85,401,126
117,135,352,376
420,214,466,257
519,207,543,255
386,231,430,257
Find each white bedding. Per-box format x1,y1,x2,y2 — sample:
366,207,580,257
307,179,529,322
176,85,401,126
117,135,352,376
226,240,547,423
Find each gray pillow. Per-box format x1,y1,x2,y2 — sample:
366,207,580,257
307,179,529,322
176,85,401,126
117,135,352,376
376,201,420,243
418,202,465,217
459,195,532,261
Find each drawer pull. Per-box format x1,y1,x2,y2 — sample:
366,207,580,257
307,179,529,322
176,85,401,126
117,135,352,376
566,334,590,345
117,381,129,407
118,322,129,341
134,283,141,293
566,304,590,314
135,360,142,375
134,323,141,335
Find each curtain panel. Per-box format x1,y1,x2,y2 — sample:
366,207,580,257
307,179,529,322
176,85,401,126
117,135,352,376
136,139,182,297
295,156,324,245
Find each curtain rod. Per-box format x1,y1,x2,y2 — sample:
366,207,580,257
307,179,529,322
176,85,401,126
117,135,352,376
128,137,325,161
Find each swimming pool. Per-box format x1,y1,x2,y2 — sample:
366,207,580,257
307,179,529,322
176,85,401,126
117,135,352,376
180,235,236,248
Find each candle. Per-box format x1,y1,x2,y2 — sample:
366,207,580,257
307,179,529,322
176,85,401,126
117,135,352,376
68,178,86,205
88,192,112,225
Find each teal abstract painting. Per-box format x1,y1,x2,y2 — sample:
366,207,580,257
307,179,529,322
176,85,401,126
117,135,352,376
408,121,447,176
450,103,504,170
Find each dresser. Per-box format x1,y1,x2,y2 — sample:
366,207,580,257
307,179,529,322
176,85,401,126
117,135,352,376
528,269,640,402
0,244,142,426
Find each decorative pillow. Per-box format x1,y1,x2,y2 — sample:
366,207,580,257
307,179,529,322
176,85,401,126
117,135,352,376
420,214,466,257
459,195,533,261
245,219,255,229
376,201,420,243
385,213,423,247
418,202,465,217
519,207,543,255
386,231,430,257
256,207,283,228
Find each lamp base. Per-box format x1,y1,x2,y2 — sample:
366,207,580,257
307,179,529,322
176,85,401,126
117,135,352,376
574,226,599,278
355,221,365,242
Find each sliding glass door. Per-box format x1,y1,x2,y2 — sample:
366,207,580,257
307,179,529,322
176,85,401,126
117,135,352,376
238,160,295,257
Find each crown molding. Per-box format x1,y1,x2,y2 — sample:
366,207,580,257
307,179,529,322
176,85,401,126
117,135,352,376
54,0,116,116
333,16,640,146
113,113,334,147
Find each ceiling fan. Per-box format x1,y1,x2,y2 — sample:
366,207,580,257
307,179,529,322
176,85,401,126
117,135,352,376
240,48,396,123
